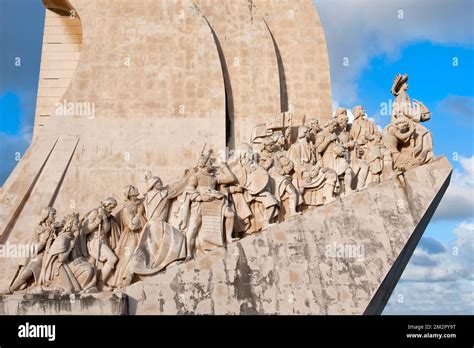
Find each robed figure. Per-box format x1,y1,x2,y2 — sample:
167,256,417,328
124,174,188,285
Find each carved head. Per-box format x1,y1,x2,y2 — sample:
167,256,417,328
124,185,140,201
374,131,383,143
240,143,258,166
62,213,80,236
40,207,57,225
297,126,309,139
262,137,275,152
101,197,118,215
152,177,163,191
145,172,163,191
274,133,286,148
335,108,349,129
395,115,410,132
307,119,321,135
325,120,338,133
352,105,365,119
197,149,213,168
391,74,409,96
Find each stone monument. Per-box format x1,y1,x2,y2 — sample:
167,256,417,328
0,0,452,315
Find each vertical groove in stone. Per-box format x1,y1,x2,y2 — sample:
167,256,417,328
194,0,281,147
254,0,333,122
264,19,288,113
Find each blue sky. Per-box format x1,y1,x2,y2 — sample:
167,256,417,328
0,0,473,314
0,0,45,182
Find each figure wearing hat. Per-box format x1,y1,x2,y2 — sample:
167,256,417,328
109,186,147,288
177,150,237,261
260,136,302,218
391,74,434,165
41,213,96,294
289,125,338,205
351,105,376,148
78,197,121,289
1,207,62,295
119,173,188,287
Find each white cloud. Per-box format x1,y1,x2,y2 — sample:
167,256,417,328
314,0,474,104
385,222,474,314
434,156,474,221
385,279,474,315
437,95,474,122
402,222,473,282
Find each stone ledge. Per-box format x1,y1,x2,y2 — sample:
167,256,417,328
0,292,128,315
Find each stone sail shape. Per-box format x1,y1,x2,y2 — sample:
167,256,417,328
0,0,226,289
121,158,452,315
193,0,281,149
254,0,333,123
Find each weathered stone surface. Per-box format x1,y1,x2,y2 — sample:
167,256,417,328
0,293,127,315
255,0,333,122
34,9,82,135
120,157,452,315
194,0,281,148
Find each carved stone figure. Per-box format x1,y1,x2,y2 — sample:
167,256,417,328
1,208,62,295
351,145,369,189
307,119,322,145
336,109,359,189
289,126,337,206
227,145,255,235
77,198,120,289
178,151,236,260
125,174,187,286
351,105,375,148
110,186,147,289
260,137,301,217
230,143,279,232
366,131,394,184
274,133,288,153
41,213,96,294
315,120,354,196
383,115,417,171
391,74,434,165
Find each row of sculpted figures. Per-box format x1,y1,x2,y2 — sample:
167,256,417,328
2,74,435,294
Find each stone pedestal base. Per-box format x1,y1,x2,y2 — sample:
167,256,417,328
0,293,128,315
